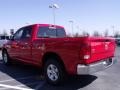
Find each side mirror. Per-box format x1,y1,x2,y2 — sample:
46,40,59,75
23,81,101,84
10,36,14,41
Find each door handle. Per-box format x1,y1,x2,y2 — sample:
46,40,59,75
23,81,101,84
11,42,19,48
65,39,69,42
12,42,18,45
24,43,28,45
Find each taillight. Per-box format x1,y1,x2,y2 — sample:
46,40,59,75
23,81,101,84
80,42,91,60
84,55,90,59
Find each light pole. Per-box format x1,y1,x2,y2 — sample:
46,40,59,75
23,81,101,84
69,20,74,36
49,4,59,25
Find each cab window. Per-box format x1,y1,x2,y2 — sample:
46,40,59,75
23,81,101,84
14,27,32,40
37,26,66,38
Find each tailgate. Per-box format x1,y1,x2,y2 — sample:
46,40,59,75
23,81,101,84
86,37,116,64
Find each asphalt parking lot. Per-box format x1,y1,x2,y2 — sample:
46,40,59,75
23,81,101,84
0,47,120,90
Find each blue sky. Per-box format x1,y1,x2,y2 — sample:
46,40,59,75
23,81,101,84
0,0,120,35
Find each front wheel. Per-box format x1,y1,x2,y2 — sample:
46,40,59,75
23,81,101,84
2,51,11,65
44,59,65,85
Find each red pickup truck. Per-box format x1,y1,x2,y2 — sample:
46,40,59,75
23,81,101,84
2,24,116,85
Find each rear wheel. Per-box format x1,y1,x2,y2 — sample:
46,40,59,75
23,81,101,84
2,51,11,65
44,58,65,85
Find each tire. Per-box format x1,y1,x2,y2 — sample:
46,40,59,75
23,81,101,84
44,58,65,85
2,51,11,65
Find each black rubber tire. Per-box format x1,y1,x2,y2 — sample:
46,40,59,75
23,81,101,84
44,58,65,85
2,51,11,65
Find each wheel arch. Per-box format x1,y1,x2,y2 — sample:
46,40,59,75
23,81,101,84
42,52,66,73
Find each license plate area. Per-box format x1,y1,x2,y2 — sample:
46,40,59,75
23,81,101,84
103,58,112,66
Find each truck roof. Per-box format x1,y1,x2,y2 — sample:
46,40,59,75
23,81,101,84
23,24,64,29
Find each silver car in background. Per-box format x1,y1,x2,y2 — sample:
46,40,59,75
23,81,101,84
115,37,120,46
0,36,10,49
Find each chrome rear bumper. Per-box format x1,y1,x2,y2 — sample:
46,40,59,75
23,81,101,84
77,58,117,75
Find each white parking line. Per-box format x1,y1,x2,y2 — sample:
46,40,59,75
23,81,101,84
0,76,37,83
0,82,40,90
0,84,34,90
0,80,43,90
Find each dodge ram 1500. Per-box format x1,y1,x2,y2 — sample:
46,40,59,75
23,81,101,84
2,24,116,85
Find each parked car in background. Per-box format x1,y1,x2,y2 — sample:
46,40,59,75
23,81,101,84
0,35,10,49
115,37,120,46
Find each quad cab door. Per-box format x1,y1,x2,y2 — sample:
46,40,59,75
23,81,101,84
8,28,24,59
10,26,33,63
18,26,33,63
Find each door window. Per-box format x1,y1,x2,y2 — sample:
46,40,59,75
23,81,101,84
14,27,32,40
21,27,32,39
14,29,23,40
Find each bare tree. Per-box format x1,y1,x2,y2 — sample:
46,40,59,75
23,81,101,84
104,29,109,37
73,32,79,37
114,31,120,38
66,33,72,37
2,30,8,36
93,30,100,37
82,31,89,36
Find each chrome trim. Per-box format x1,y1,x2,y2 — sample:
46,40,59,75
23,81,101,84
77,58,117,75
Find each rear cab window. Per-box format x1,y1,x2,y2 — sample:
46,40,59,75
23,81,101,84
37,26,66,38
